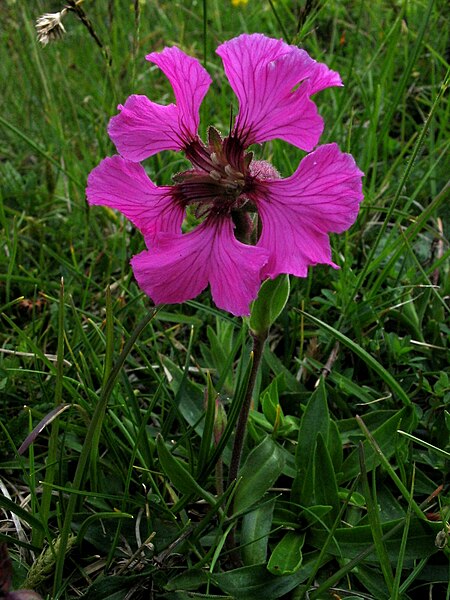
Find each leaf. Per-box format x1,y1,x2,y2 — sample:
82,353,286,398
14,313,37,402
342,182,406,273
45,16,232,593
328,419,343,474
359,443,394,593
159,355,205,432
212,556,325,600
18,404,71,455
77,511,134,545
262,345,301,392
83,574,145,599
196,376,217,475
267,532,306,575
233,437,285,514
156,435,214,504
0,497,44,532
241,498,276,565
165,569,210,592
313,433,340,526
397,430,450,459
298,310,412,407
341,406,416,482
261,376,283,426
250,275,290,335
309,518,439,562
292,378,330,504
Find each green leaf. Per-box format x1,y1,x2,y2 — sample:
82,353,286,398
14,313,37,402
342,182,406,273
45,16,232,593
261,376,283,426
212,557,325,600
165,569,210,592
309,518,439,562
262,345,301,392
233,437,285,514
445,410,450,432
205,320,236,392
267,532,306,575
359,443,394,593
159,355,205,432
83,574,145,599
156,434,214,504
292,378,330,503
241,498,276,565
397,429,450,459
0,495,44,532
341,406,416,482
298,310,412,407
313,433,340,525
196,375,217,475
250,275,290,335
77,511,134,545
328,419,343,474
299,505,333,525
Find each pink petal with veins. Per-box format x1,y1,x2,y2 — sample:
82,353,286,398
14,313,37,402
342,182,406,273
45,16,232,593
217,33,342,150
255,143,364,278
86,155,184,240
131,218,268,316
109,46,211,161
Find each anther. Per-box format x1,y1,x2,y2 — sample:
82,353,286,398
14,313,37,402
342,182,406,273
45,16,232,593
225,182,239,193
210,152,221,166
224,164,245,180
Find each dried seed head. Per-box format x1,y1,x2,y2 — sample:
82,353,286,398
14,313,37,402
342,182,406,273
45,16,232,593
35,9,67,46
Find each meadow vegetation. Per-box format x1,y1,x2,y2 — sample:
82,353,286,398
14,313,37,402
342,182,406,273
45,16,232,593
0,0,449,598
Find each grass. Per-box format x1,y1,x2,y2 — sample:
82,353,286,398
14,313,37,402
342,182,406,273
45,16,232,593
1,0,449,598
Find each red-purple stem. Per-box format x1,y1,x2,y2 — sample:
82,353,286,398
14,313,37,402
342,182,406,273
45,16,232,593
227,330,267,487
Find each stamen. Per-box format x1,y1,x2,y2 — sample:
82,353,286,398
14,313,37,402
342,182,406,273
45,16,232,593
210,152,221,166
225,181,239,193
224,164,245,180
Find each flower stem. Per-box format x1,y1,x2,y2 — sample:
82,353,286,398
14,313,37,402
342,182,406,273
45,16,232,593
227,330,267,487
224,329,267,562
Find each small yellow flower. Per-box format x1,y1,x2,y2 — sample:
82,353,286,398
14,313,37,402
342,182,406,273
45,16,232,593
231,0,249,6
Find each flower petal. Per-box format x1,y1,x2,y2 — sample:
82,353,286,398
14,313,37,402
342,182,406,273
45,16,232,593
216,33,342,150
131,219,268,316
86,155,184,239
108,47,211,161
255,143,364,278
208,220,269,315
146,46,212,135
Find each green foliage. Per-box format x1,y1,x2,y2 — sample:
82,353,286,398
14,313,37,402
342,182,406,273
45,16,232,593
1,0,449,599
249,275,290,336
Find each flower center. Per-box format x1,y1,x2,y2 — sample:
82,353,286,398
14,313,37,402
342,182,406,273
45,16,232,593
173,128,253,219
172,127,280,242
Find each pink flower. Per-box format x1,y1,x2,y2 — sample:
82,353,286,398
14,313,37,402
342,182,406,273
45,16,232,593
87,34,363,316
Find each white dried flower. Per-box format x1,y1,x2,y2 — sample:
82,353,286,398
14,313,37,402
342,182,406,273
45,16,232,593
35,9,67,46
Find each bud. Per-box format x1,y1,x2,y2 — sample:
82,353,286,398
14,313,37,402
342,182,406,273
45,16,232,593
214,396,227,446
249,275,290,336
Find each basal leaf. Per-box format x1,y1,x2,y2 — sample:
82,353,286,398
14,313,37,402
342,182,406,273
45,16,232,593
341,406,416,482
156,434,214,504
233,437,285,514
212,557,322,600
241,498,276,565
292,378,330,503
313,433,340,525
267,531,306,575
